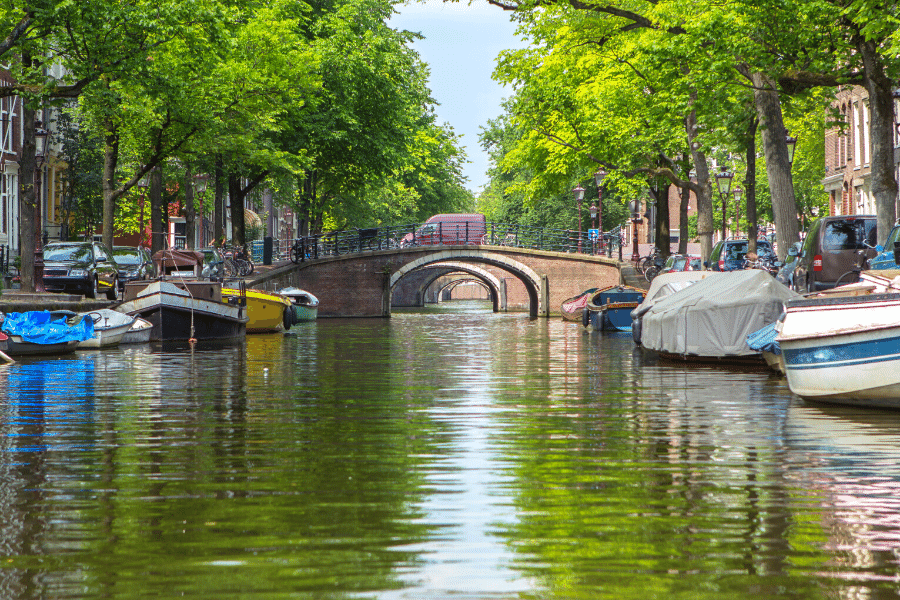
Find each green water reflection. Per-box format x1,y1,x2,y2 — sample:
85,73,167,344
0,301,898,599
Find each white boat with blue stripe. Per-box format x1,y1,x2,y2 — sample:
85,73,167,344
778,292,900,408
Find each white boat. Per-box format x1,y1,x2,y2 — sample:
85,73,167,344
116,279,248,342
640,269,798,361
278,287,319,322
778,292,900,408
77,309,137,349
120,317,153,344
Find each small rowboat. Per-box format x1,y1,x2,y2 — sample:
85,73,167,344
560,288,598,322
583,285,646,331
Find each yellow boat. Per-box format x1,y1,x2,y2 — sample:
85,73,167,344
222,287,293,333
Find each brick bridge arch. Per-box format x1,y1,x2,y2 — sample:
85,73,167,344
390,249,542,316
395,261,507,311
437,278,491,303
250,245,620,318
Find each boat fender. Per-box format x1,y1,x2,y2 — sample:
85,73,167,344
283,307,292,331
582,307,590,328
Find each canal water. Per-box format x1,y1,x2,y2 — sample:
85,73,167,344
2,300,900,599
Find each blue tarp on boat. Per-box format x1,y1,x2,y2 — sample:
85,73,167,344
746,321,780,355
1,311,94,344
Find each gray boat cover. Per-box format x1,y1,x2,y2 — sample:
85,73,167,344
641,270,799,357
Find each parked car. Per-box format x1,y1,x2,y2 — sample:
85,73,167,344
660,254,702,275
707,238,774,272
791,215,877,293
112,245,156,291
42,241,120,299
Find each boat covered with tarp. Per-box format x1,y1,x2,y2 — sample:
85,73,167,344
630,271,719,345
747,320,784,374
640,270,799,361
0,310,94,355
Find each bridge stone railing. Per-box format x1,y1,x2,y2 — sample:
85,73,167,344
287,222,624,264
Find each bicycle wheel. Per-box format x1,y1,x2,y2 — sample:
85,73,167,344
235,258,252,277
645,265,660,283
223,258,238,278
480,233,491,245
243,258,254,275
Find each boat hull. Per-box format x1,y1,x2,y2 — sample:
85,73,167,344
77,310,136,348
120,318,152,344
223,288,291,333
0,336,78,356
585,286,645,331
779,293,900,407
292,305,318,322
118,281,247,342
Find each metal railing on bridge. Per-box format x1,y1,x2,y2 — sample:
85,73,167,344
286,222,625,264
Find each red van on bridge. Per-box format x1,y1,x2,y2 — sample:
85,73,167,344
401,213,486,246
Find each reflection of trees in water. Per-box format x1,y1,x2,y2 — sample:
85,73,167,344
494,345,844,598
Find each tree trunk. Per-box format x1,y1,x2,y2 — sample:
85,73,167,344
101,119,119,253
685,105,714,263
18,100,36,292
184,167,196,250
229,173,245,246
654,181,670,258
150,168,165,254
679,184,689,254
750,71,799,260
745,120,759,254
856,36,898,244
214,156,224,242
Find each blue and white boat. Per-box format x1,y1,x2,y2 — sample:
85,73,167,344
583,285,646,331
778,293,900,408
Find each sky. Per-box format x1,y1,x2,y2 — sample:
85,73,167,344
388,1,527,195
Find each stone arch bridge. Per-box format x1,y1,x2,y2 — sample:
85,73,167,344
249,245,623,318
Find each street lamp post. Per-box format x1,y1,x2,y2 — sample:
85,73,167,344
715,167,733,241
732,186,743,237
33,122,49,292
194,174,209,246
589,203,598,254
573,185,585,253
629,199,641,263
137,175,150,246
594,168,606,233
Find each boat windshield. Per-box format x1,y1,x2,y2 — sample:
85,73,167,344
44,245,91,262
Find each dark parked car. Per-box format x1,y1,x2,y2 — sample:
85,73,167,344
42,241,119,299
791,215,877,293
112,245,156,290
707,238,774,271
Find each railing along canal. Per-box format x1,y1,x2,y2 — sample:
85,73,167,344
287,222,624,264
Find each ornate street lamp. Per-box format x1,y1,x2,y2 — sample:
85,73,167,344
629,199,641,263
193,174,210,247
594,168,606,234
715,167,733,241
589,203,598,254
32,121,51,291
732,186,743,237
573,185,585,253
138,174,150,246
785,131,797,166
